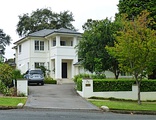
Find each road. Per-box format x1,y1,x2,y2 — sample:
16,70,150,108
0,109,156,120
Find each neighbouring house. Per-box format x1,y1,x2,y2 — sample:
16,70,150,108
13,28,132,80
13,28,81,80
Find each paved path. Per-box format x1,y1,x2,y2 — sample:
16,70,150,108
25,83,99,110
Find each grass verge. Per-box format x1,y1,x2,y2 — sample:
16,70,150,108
0,97,27,107
89,99,156,111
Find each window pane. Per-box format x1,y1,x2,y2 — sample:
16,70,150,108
53,40,56,46
19,45,21,53
40,62,44,66
60,41,66,46
35,41,39,50
35,62,40,68
40,41,44,50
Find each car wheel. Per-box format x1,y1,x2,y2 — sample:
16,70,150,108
41,82,44,85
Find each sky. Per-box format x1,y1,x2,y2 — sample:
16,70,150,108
0,0,119,59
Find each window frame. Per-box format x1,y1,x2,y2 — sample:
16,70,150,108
34,40,44,51
34,62,45,69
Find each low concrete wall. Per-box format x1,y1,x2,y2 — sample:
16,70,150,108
77,79,156,100
17,79,28,96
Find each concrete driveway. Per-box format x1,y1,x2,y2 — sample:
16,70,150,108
24,83,99,110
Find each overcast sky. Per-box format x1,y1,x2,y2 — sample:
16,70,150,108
0,0,119,59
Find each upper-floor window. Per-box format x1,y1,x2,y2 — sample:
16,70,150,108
71,41,73,46
53,40,56,46
35,40,44,51
60,41,66,46
19,45,22,53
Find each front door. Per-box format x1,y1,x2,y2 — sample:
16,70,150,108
62,63,67,78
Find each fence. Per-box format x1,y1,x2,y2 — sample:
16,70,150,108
77,79,156,100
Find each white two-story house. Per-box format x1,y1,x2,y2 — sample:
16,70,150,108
14,28,82,80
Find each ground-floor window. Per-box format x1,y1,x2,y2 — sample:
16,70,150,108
34,62,45,69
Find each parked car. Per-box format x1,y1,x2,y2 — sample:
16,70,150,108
24,69,44,85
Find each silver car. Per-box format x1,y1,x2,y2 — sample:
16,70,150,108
24,69,44,85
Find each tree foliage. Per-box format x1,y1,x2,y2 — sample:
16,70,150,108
77,19,120,78
0,63,13,87
117,0,156,29
0,29,11,54
16,8,76,37
106,11,156,104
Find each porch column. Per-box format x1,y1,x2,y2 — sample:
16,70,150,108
71,60,74,78
55,57,62,79
56,36,60,46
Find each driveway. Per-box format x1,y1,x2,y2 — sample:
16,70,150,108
25,83,99,110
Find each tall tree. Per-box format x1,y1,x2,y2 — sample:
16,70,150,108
77,19,120,78
0,29,11,54
106,11,156,104
118,0,156,78
16,8,76,37
117,0,156,29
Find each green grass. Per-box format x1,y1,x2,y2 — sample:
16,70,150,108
89,99,156,111
0,97,27,107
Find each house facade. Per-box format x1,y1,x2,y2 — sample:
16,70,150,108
14,28,82,80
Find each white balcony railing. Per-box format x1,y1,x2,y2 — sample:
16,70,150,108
51,46,76,57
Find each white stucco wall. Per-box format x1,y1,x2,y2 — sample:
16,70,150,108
17,79,28,96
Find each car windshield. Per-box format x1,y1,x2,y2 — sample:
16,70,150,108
30,70,43,74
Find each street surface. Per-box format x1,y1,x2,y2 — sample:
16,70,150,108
0,109,156,120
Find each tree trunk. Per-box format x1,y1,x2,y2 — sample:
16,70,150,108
114,70,120,79
135,75,141,105
137,81,141,105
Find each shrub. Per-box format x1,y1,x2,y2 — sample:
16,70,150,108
76,78,156,92
44,77,57,84
12,69,23,79
0,80,7,94
93,79,156,92
140,80,156,92
73,74,91,83
77,78,82,91
0,63,13,87
93,79,135,92
91,74,106,79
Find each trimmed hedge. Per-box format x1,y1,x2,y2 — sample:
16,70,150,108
73,73,106,83
76,79,156,92
77,78,82,91
44,80,57,84
44,77,57,84
140,80,156,92
93,79,135,92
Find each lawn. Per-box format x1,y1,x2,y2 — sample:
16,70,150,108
89,99,156,111
0,97,27,107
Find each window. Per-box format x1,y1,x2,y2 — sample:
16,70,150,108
19,45,21,53
71,41,73,46
48,40,49,50
60,41,66,46
35,62,44,69
35,40,44,51
53,40,56,46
